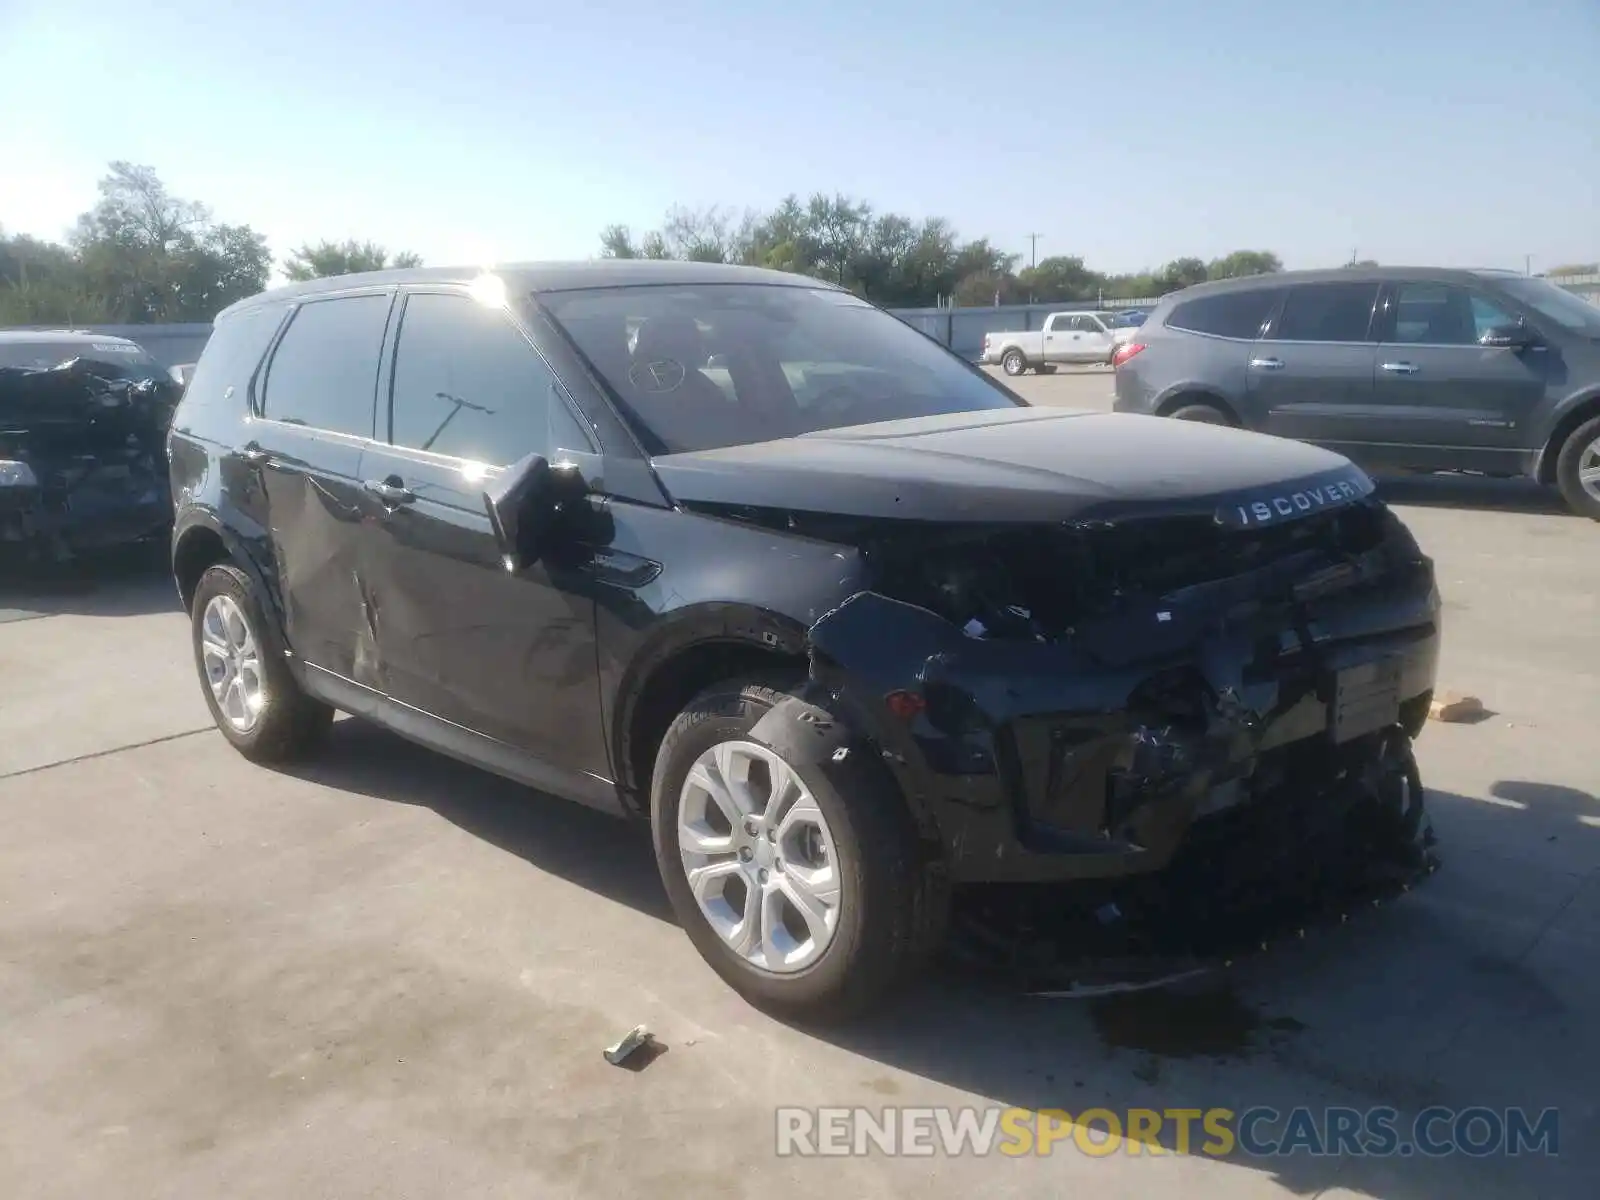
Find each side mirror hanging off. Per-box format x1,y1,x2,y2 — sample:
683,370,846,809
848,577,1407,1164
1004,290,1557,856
483,450,551,573
482,451,589,573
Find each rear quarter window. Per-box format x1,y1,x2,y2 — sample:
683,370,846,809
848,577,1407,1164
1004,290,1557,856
260,293,393,437
1165,289,1279,339
182,305,288,412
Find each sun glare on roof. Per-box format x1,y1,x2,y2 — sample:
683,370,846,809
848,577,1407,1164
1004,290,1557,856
468,273,508,309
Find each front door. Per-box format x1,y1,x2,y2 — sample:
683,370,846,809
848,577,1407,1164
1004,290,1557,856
1074,315,1115,362
243,291,395,680
1042,314,1076,362
1366,281,1550,472
1250,280,1382,451
356,287,609,782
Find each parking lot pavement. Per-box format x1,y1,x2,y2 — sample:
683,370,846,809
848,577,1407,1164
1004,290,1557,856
1,474,1596,1198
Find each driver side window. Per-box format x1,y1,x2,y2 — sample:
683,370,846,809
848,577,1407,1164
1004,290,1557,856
388,291,560,465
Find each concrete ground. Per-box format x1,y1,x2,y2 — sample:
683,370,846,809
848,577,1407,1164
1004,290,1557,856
1,383,1595,1198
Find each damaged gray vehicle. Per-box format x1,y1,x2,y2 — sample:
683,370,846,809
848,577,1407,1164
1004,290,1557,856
168,262,1441,1018
1,331,179,562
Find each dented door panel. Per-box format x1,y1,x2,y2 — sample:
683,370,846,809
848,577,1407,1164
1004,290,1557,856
353,443,609,781
235,421,369,678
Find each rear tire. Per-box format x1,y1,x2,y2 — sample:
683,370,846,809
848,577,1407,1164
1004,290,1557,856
650,678,948,1020
1001,349,1027,376
190,563,333,762
1553,414,1600,520
1167,401,1234,426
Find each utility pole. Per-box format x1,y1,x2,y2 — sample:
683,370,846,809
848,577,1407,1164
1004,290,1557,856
1525,254,1533,276
1025,233,1042,269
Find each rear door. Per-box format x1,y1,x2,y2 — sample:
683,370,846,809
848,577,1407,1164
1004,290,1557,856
1367,281,1549,471
1250,280,1382,448
244,290,395,679
355,286,610,780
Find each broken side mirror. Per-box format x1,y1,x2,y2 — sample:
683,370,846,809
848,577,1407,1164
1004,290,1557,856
482,450,588,572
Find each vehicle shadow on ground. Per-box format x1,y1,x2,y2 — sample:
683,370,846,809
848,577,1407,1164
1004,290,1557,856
277,722,1597,1198
1372,473,1575,516
281,718,675,923
0,543,178,620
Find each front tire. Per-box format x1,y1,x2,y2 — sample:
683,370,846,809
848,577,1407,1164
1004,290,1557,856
1001,349,1027,376
1554,414,1600,520
650,679,947,1019
190,563,333,762
1167,401,1234,426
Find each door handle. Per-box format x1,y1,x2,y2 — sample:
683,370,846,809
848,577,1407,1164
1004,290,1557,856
1380,362,1420,375
1249,357,1284,370
363,478,415,506
240,443,271,466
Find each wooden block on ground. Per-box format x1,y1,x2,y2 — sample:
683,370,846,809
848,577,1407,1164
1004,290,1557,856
1429,691,1484,723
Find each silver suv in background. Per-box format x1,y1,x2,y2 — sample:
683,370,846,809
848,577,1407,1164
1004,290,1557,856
1111,268,1600,518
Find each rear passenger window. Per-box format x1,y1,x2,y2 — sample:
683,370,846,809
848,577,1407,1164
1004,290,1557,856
1166,289,1278,339
261,294,391,436
388,291,559,465
1271,283,1379,343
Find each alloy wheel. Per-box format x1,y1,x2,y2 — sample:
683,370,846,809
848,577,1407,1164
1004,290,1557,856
677,739,843,974
200,593,266,733
1580,434,1600,505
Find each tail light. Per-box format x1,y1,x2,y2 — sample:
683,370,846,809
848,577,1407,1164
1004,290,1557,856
1111,342,1146,369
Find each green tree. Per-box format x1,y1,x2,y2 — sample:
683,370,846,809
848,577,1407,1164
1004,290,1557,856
1016,255,1099,302
1207,250,1282,279
592,196,1295,308
68,161,270,321
283,238,422,281
1547,262,1597,277
1157,256,1210,291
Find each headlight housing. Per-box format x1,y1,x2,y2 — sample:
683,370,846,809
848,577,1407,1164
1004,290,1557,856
0,459,40,489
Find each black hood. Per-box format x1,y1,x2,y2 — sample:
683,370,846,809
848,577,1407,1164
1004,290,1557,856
649,407,1374,527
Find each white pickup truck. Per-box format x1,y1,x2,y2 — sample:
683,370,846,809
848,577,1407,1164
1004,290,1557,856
980,310,1123,375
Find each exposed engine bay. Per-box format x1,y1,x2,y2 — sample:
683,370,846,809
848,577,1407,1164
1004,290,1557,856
0,357,180,562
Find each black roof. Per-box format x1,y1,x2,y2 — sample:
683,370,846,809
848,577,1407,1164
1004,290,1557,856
219,260,837,319
1166,265,1527,300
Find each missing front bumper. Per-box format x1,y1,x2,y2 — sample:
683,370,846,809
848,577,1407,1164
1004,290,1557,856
944,728,1438,992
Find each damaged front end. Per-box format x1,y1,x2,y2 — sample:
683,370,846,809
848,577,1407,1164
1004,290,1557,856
0,358,180,562
776,494,1440,894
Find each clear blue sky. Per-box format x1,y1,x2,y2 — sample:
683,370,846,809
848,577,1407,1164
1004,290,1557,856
1,0,1595,279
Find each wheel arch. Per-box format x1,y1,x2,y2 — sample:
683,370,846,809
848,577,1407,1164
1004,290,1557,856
1535,390,1600,484
612,603,812,819
171,509,286,639
1153,386,1243,424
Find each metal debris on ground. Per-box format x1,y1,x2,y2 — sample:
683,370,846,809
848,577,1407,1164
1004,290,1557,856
603,1025,655,1066
1428,691,1485,722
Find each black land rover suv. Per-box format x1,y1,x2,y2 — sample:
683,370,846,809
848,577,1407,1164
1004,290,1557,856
1111,266,1600,519
169,261,1441,1016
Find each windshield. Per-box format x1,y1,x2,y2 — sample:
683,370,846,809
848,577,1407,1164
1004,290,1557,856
0,340,163,375
539,283,1024,453
1496,277,1600,336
